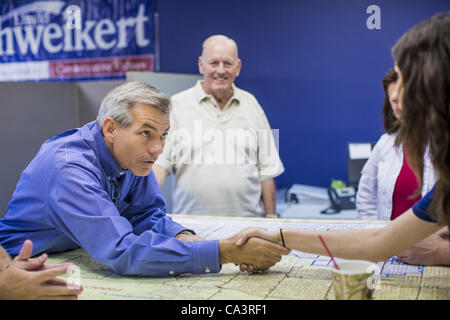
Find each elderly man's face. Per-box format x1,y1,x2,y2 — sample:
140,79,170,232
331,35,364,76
103,103,170,176
198,39,241,98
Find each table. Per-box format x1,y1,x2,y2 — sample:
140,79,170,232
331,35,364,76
47,215,449,300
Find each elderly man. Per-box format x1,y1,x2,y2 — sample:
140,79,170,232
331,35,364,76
153,35,284,217
0,81,288,277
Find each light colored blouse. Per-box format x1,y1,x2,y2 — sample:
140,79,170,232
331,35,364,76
356,133,437,220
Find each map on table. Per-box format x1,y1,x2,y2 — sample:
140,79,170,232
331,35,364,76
46,216,449,300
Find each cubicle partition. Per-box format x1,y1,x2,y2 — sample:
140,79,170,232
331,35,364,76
0,72,200,216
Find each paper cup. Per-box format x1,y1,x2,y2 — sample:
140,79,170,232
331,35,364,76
331,260,378,300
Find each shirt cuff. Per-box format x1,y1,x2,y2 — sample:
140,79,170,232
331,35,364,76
191,240,221,274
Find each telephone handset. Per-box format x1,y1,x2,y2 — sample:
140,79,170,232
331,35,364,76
321,187,356,214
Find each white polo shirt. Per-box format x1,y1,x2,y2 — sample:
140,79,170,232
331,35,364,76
156,81,284,217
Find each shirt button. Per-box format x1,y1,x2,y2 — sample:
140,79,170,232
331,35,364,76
107,176,111,180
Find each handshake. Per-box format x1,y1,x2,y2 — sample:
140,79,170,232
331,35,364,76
178,228,291,273
222,228,291,272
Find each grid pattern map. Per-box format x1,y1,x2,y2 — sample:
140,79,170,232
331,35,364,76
47,215,450,300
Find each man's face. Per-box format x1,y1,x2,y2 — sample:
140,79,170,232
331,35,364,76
104,102,170,176
198,39,241,97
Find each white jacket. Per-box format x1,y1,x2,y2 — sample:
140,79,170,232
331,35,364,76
356,133,437,220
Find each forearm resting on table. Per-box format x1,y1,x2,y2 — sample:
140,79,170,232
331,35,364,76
402,232,450,266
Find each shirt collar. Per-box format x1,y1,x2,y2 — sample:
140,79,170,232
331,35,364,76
91,121,127,181
193,80,241,106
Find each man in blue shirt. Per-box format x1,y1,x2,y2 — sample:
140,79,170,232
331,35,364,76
0,81,289,277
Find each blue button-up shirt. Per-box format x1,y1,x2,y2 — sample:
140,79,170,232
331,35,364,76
0,121,220,276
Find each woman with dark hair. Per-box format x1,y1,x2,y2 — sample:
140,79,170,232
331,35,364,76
382,68,400,135
236,12,450,267
356,68,437,221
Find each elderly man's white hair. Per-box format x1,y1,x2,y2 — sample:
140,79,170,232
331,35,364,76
201,35,239,58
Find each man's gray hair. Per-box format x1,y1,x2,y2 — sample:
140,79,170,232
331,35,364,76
96,81,171,129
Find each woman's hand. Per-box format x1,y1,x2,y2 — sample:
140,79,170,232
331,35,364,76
235,228,283,247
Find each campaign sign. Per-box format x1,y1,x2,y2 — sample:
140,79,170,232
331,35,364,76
0,0,155,81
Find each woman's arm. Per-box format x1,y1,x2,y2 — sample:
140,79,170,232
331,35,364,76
237,209,442,262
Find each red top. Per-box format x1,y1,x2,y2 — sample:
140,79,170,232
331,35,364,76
391,145,422,220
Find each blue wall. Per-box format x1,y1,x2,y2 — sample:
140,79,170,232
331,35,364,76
157,0,450,189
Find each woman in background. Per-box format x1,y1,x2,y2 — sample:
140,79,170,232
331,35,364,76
356,69,448,266
356,68,437,221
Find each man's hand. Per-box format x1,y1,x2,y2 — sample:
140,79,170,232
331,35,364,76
397,231,450,266
0,240,83,300
219,232,290,272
